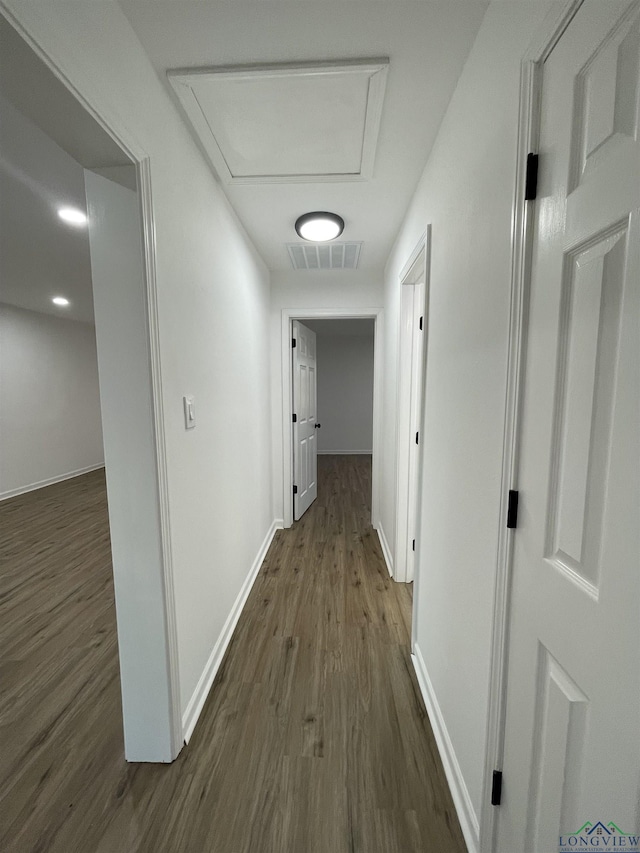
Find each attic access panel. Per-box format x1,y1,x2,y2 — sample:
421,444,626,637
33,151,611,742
167,59,388,184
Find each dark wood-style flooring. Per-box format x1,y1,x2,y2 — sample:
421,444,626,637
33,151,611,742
0,456,466,852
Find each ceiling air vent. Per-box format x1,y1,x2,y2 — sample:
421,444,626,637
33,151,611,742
287,242,362,271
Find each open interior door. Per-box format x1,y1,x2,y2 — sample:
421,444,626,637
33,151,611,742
292,320,318,520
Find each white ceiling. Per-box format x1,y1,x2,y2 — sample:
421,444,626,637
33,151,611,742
0,3,489,325
168,59,388,183
0,87,136,324
0,92,97,323
0,16,130,170
119,1,489,273
0,15,134,324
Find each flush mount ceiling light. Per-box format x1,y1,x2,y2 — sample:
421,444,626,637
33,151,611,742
58,207,87,227
295,212,345,242
52,296,70,306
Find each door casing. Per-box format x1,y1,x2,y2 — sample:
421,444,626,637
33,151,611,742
394,229,430,586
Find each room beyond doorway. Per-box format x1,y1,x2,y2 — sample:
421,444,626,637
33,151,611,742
304,318,375,459
279,308,383,533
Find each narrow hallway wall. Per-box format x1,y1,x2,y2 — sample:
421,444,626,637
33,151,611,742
380,2,557,848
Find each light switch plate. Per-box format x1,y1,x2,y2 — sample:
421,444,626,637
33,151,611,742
183,395,196,430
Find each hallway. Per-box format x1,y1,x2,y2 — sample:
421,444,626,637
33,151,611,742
1,456,465,852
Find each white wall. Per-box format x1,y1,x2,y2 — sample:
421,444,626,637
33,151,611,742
0,303,104,498
270,269,383,521
380,1,556,847
3,0,274,751
314,331,374,453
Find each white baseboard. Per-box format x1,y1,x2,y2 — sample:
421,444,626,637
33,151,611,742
317,450,373,455
182,519,282,744
377,523,394,578
412,644,479,853
0,463,105,501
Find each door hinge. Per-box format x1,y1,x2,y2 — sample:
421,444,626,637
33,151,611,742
415,431,419,445
525,153,539,201
292,337,297,348
292,413,297,423
412,539,415,552
491,770,503,806
507,489,519,529
293,485,298,495
419,315,423,331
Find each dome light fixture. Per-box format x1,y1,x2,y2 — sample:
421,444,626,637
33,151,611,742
52,296,70,306
58,207,87,227
295,211,344,242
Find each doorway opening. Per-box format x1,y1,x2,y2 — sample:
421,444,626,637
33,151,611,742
394,229,430,586
295,318,376,521
280,308,383,532
0,14,180,763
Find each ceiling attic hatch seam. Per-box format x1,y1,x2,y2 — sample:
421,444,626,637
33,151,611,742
166,59,389,185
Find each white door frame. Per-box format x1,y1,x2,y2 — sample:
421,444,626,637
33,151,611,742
394,229,430,585
479,2,585,850
2,6,182,760
281,307,383,529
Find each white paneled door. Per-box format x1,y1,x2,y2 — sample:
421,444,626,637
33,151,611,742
497,3,640,852
292,321,318,520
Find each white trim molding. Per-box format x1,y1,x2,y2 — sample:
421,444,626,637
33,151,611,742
182,520,282,743
412,645,479,853
480,2,585,851
0,463,105,502
394,229,430,584
398,229,427,284
280,307,384,530
377,524,394,578
136,157,183,760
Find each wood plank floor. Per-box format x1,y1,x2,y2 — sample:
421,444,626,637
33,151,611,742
0,456,466,852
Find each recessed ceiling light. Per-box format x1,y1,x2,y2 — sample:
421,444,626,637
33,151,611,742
58,207,87,227
52,296,70,306
295,212,345,242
